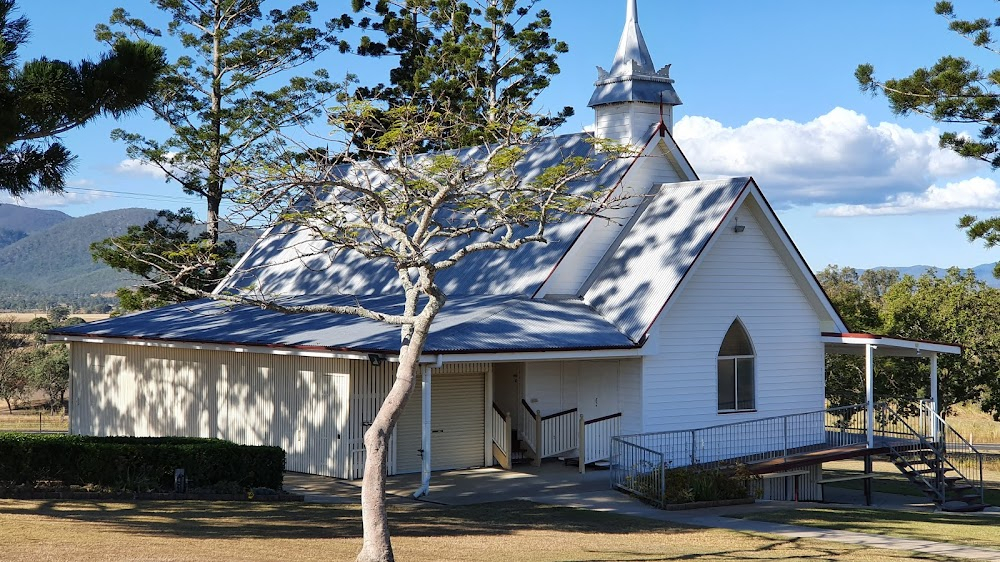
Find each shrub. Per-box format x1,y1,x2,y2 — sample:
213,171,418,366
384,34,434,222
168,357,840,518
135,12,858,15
0,434,284,491
627,464,759,505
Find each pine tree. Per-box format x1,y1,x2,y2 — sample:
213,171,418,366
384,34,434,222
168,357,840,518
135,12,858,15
0,0,164,195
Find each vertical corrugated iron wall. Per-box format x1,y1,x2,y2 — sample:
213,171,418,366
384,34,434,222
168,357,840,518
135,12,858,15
71,343,351,479
349,361,491,478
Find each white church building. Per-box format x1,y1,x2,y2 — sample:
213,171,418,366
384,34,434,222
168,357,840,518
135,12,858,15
52,0,971,506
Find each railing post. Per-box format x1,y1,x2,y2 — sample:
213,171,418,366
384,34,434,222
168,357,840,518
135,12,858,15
533,409,542,467
783,416,788,457
690,430,696,466
578,414,586,474
504,412,512,466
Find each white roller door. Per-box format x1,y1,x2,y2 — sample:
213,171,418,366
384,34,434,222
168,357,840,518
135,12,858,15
395,372,485,474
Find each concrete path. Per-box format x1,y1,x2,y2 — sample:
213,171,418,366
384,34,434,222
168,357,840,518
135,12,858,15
533,489,1000,561
284,465,1000,561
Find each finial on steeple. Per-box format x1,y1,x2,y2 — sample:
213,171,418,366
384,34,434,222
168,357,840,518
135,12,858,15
626,0,638,23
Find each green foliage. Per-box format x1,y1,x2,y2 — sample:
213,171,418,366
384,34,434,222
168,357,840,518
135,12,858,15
0,320,27,413
820,266,1000,419
857,1,1000,261
24,343,68,409
95,0,345,245
346,0,572,153
0,434,285,491
0,0,165,195
627,464,758,506
91,208,239,312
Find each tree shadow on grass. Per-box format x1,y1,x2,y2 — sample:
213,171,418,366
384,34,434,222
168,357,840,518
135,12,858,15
0,500,960,560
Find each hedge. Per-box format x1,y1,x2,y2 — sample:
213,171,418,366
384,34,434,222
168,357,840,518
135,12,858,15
0,434,285,491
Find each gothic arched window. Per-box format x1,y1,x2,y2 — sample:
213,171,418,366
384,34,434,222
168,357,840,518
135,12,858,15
718,319,755,412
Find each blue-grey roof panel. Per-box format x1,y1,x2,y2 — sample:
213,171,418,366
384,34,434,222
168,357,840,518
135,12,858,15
588,80,682,108
221,133,633,299
51,295,636,354
584,178,751,342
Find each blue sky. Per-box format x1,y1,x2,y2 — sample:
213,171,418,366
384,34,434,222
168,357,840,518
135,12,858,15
6,0,1000,271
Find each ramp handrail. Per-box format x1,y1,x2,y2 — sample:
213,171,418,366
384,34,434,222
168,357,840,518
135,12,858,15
613,403,868,469
916,402,985,504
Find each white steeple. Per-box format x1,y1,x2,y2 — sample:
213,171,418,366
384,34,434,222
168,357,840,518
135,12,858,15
589,0,681,144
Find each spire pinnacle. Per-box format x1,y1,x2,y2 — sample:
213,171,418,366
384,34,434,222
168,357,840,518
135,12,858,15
612,0,654,75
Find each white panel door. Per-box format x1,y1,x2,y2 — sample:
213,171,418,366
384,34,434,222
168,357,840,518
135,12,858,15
578,361,620,422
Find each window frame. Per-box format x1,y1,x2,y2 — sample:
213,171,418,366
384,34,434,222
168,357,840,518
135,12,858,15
717,320,756,414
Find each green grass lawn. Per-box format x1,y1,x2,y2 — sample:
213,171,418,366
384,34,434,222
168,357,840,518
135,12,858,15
739,507,1000,550
0,499,967,561
823,458,1000,506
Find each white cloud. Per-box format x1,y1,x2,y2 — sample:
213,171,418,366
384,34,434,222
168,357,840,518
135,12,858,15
116,158,168,179
820,177,1000,217
673,107,986,209
0,189,111,208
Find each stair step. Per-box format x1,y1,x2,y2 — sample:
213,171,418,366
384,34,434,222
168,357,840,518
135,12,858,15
941,501,989,513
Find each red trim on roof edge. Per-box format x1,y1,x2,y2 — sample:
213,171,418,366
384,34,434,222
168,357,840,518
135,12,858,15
530,127,661,299
753,181,850,333
637,178,753,340
821,332,963,350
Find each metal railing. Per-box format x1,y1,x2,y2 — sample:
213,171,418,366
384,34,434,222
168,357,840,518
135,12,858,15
609,439,667,507
904,401,985,504
581,412,622,469
614,404,868,470
610,404,868,506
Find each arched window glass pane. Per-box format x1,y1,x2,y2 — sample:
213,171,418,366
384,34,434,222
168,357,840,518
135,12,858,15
719,320,753,356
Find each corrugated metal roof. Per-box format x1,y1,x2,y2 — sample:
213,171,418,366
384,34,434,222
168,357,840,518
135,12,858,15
51,294,636,354
584,177,751,342
221,133,632,298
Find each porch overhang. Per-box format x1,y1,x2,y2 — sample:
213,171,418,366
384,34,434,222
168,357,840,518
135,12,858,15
821,333,961,357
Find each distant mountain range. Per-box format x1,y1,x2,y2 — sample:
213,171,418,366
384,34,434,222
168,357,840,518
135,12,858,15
0,204,256,311
1,202,999,310
865,264,1000,288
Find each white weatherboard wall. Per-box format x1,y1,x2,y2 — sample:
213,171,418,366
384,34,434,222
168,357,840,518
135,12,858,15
641,203,825,435
537,142,682,297
523,359,641,431
70,343,352,478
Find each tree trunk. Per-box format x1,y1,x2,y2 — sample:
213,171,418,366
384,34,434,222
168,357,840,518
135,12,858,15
356,290,443,562
356,329,426,562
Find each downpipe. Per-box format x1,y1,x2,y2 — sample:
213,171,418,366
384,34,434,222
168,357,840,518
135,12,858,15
413,355,443,498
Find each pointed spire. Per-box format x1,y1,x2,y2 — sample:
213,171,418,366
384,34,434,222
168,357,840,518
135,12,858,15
612,0,654,75
589,0,682,141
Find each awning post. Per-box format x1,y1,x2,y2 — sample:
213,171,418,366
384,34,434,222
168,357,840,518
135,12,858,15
865,343,875,449
414,366,432,498
930,352,939,441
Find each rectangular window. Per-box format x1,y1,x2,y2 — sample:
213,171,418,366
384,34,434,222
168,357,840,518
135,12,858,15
718,357,754,412
717,359,736,411
736,358,755,410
